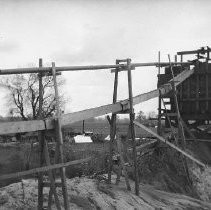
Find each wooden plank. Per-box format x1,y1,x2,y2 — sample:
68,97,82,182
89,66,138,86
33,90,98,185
133,139,157,152
61,103,124,127
162,113,177,117
177,48,211,55
171,69,194,86
133,69,194,105
0,69,194,135
0,119,53,135
0,157,92,181
0,62,191,75
62,69,194,126
133,121,206,168
184,138,211,142
0,103,122,135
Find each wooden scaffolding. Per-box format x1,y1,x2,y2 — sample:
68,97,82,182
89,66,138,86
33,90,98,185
0,51,208,209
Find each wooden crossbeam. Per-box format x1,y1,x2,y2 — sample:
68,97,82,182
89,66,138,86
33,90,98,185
129,139,157,152
133,121,206,168
0,157,92,181
0,69,194,135
177,48,211,55
0,119,53,135
0,62,191,75
184,138,211,142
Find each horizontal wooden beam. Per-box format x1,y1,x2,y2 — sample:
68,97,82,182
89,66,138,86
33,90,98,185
0,119,54,135
0,62,191,75
133,69,194,105
111,62,191,73
0,157,92,180
185,138,211,143
0,69,194,135
60,70,193,128
177,48,211,55
133,62,191,68
133,121,206,168
61,103,125,126
128,139,157,153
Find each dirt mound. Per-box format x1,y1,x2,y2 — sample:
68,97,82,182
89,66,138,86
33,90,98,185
191,166,211,201
189,141,211,165
0,176,211,210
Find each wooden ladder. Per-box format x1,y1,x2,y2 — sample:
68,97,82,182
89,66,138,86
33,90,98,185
160,55,192,183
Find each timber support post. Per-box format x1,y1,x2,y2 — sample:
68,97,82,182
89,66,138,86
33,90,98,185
157,51,162,135
51,62,70,210
127,58,139,196
168,55,191,185
38,59,62,210
108,58,138,194
108,59,119,184
38,58,45,210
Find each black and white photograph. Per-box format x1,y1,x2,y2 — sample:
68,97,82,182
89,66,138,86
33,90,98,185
0,0,211,209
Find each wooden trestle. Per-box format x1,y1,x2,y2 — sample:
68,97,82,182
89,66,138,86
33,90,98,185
0,53,207,209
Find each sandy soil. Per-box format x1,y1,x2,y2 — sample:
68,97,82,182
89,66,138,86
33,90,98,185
0,175,211,210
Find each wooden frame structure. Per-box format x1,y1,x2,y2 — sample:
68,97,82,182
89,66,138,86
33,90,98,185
0,53,207,209
158,47,211,129
107,59,139,195
0,68,194,135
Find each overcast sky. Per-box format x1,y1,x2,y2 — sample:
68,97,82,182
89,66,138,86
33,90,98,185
0,0,210,117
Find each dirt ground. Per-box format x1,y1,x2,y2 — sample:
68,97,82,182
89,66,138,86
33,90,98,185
0,138,211,209
0,175,211,210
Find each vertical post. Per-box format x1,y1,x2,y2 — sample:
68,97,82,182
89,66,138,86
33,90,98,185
168,55,186,147
206,52,209,112
108,60,119,184
51,63,69,210
157,51,162,135
38,58,44,210
175,55,177,63
116,134,131,190
168,55,191,184
82,120,85,134
127,58,139,196
196,74,199,112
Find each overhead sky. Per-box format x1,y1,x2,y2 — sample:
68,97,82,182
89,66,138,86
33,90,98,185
0,0,210,117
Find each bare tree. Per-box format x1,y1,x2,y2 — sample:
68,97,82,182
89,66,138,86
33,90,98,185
136,110,147,123
0,73,67,120
147,111,157,119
